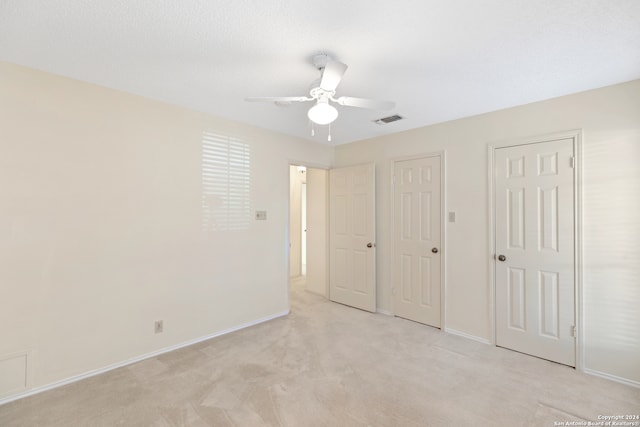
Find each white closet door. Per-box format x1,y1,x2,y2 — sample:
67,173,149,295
495,139,575,366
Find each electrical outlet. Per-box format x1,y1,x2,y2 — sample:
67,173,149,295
154,320,163,334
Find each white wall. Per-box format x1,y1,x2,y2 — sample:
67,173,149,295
305,168,328,297
334,79,640,385
0,62,333,400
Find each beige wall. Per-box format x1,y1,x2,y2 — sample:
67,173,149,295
0,62,334,400
1,60,638,399
335,79,640,385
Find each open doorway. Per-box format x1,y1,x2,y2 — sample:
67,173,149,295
289,165,328,297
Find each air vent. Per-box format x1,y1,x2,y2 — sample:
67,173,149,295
373,114,404,125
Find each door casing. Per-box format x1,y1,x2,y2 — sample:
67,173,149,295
488,130,583,371
287,160,331,307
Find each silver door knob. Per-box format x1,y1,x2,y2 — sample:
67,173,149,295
432,248,438,253
498,254,506,262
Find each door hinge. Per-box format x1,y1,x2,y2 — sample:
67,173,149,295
570,325,576,337
570,156,575,169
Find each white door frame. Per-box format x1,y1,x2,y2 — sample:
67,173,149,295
390,151,447,328
287,160,331,308
487,130,583,370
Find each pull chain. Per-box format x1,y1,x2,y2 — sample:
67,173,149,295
328,123,332,142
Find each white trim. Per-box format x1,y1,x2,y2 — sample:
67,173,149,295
286,164,293,310
0,310,289,406
487,129,583,369
444,327,492,345
441,151,448,330
376,308,393,316
288,159,332,171
323,167,330,299
372,163,377,312
389,159,396,314
574,133,584,372
288,160,332,303
583,368,640,389
389,151,446,328
487,146,496,345
487,129,583,149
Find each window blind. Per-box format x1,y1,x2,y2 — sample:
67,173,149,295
201,131,251,231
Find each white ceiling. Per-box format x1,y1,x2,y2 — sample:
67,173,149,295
1,1,639,146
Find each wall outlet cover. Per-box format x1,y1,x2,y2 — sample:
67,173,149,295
154,320,163,334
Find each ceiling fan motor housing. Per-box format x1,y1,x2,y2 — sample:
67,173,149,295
309,86,333,102
312,53,332,70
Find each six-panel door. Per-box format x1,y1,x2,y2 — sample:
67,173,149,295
393,156,442,327
495,139,576,366
329,164,376,312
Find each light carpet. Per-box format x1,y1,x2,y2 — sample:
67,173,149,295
1,279,638,426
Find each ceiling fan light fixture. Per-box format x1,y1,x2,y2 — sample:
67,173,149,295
307,100,338,125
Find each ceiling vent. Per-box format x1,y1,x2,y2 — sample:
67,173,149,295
373,114,404,125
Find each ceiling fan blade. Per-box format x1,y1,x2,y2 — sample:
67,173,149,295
245,96,313,103
320,61,348,92
335,96,395,110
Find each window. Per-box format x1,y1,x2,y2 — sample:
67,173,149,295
201,131,251,232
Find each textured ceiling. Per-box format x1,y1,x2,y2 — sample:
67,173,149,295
1,0,639,145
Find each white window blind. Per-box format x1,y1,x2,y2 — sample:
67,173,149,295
201,132,251,231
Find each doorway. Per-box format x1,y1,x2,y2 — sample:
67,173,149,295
491,133,580,367
289,165,328,297
289,162,377,313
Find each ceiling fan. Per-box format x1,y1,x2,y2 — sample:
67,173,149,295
245,54,395,140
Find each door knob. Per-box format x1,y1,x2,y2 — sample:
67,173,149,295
367,242,374,248
432,247,438,254
498,254,506,262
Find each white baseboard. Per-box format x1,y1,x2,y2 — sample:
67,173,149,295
376,309,393,316
0,310,289,406
441,332,639,388
444,327,492,345
583,368,640,389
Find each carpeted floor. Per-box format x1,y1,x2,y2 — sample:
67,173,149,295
1,278,639,426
